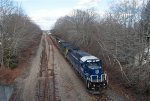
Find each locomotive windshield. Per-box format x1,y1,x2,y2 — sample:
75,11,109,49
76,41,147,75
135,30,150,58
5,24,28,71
86,60,101,69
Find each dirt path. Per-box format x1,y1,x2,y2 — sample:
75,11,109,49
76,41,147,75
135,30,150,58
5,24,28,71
21,34,44,101
12,33,46,101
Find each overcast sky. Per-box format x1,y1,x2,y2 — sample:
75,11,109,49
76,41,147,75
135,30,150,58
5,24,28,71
14,0,113,30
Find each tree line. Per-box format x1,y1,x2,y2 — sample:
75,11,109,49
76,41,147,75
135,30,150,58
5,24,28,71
51,0,150,94
0,0,42,69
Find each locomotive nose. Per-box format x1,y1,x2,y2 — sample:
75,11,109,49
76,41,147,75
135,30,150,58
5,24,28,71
95,69,99,74
87,68,102,82
88,67,102,75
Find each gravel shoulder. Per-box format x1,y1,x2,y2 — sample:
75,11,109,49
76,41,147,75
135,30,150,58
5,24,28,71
12,34,44,101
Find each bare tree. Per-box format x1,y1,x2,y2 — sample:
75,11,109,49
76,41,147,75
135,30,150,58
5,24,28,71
0,0,42,69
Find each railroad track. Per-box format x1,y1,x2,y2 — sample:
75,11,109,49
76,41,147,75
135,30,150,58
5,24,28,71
86,89,110,101
35,35,59,101
97,93,109,101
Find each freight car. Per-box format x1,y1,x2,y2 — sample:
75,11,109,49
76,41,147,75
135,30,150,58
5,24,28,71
58,40,79,57
53,36,108,93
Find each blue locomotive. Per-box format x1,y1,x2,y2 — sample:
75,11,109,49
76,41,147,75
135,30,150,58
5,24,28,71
54,37,108,93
